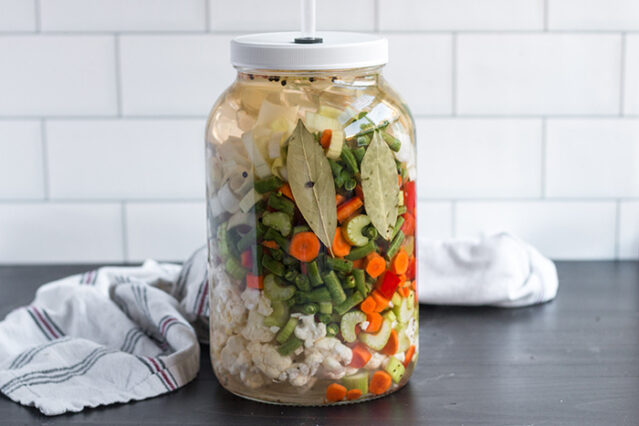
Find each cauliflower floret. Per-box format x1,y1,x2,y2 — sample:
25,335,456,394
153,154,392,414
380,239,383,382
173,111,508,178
291,313,326,348
283,363,313,387
220,335,251,375
240,365,266,389
247,341,293,380
365,351,387,370
210,328,230,358
241,288,273,316
405,317,417,343
308,337,353,380
209,276,246,336
241,309,276,342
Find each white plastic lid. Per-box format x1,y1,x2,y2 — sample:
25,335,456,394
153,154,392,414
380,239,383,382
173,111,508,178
230,32,388,71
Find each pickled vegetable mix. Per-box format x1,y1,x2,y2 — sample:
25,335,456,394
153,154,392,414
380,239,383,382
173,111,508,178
206,26,417,405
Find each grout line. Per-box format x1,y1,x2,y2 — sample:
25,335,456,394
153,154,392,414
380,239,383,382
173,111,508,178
114,35,123,117
0,115,208,120
121,202,129,262
374,0,381,33
620,33,626,116
543,0,549,31
204,0,211,32
451,201,457,237
0,198,206,204
33,0,41,32
418,197,634,202
614,200,621,259
40,119,49,200
451,33,457,116
541,118,547,198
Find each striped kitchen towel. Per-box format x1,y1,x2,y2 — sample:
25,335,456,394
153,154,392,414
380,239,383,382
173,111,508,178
0,247,209,416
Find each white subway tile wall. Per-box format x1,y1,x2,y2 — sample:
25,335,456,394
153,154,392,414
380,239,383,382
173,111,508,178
0,0,635,263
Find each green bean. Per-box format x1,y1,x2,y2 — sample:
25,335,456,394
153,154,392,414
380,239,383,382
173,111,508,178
334,291,365,315
267,193,295,216
352,146,366,163
276,317,298,344
326,257,353,273
386,230,405,259
282,255,297,266
270,248,284,261
225,256,246,281
286,297,296,307
263,227,289,251
392,216,405,239
344,178,357,191
356,135,370,146
278,336,303,356
294,274,311,292
284,269,298,282
236,228,256,253
318,313,332,324
262,254,285,277
296,287,332,303
397,205,407,215
323,270,347,304
262,211,292,236
348,120,390,140
293,225,310,234
326,323,340,337
328,158,343,176
308,260,323,287
254,175,283,194
382,131,402,152
343,274,356,289
352,268,368,297
301,303,319,315
319,301,333,314
335,169,348,188
340,147,359,174
345,240,376,260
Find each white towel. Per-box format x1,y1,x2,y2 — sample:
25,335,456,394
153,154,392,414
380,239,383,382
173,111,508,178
418,233,558,307
0,234,557,416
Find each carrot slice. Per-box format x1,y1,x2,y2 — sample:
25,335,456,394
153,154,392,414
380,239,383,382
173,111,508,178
398,174,402,187
320,129,332,149
245,274,263,290
399,286,410,298
289,232,320,262
261,240,279,249
355,184,364,200
360,296,376,315
371,290,389,312
365,253,386,279
336,193,345,205
370,371,392,395
365,312,383,333
279,183,294,200
391,248,409,275
332,227,351,257
346,389,363,400
382,329,398,355
349,342,372,368
352,258,364,269
403,345,416,367
326,383,347,402
336,197,363,223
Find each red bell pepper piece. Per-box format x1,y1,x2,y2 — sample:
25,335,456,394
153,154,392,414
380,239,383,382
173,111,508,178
406,256,416,281
246,274,264,289
378,271,401,300
404,181,416,214
240,250,253,269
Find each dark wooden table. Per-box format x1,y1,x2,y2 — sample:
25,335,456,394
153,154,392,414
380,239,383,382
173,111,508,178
1,262,638,425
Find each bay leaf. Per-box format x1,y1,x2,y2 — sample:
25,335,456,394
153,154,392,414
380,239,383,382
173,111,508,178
286,120,337,254
360,130,399,240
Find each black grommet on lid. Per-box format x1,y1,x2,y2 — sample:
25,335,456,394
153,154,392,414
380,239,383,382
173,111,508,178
294,37,323,44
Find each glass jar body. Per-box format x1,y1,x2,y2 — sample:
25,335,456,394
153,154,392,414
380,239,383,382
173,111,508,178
206,66,418,405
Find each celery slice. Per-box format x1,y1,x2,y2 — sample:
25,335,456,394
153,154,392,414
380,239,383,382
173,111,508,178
340,311,367,343
359,319,392,351
384,357,406,383
342,371,369,394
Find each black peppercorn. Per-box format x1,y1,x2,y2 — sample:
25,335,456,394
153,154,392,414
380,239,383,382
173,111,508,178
273,76,280,82
309,77,314,82
281,80,287,86
331,76,337,82
248,74,254,80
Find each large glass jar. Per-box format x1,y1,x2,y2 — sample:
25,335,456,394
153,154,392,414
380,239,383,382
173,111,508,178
206,32,418,405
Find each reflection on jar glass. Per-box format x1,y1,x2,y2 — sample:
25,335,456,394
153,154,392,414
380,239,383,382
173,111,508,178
206,31,418,405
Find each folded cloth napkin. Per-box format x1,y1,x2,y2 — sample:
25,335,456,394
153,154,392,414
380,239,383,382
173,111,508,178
418,233,558,307
0,233,557,416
